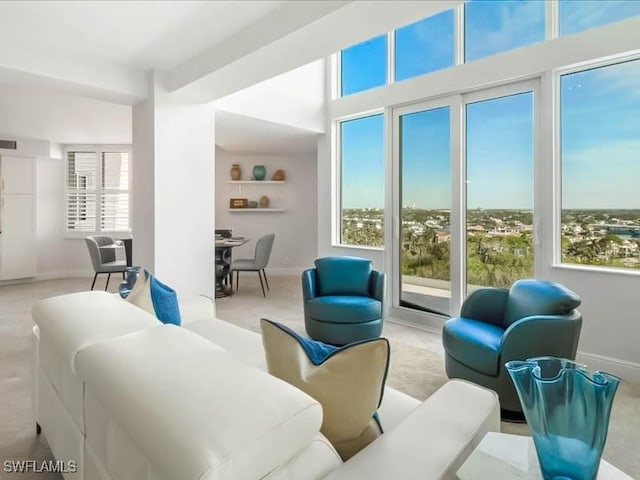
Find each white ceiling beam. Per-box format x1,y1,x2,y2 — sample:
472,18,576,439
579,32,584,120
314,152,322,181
0,36,147,104
169,0,464,103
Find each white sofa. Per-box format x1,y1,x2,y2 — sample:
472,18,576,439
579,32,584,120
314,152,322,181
32,291,500,480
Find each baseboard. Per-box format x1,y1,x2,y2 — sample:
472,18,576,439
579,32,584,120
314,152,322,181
576,351,640,382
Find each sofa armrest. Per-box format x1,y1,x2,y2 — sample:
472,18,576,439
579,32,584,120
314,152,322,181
302,269,318,301
460,288,509,328
321,380,499,480
179,295,215,326
500,311,582,362
369,270,385,303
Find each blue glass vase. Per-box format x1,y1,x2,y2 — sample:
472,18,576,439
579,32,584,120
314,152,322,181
506,357,620,480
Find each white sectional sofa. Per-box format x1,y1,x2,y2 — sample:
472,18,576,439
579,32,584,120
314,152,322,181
32,291,500,480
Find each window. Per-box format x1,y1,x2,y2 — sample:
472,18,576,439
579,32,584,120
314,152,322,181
466,91,534,289
395,9,455,82
340,114,384,247
560,60,640,270
464,0,545,63
399,105,451,315
66,147,130,233
341,35,388,96
559,0,640,36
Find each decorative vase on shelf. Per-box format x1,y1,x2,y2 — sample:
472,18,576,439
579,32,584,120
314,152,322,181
271,169,285,181
506,357,620,480
253,165,266,181
230,164,241,181
259,195,270,208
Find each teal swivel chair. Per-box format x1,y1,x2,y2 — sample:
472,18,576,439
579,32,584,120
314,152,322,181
442,279,582,418
302,256,385,346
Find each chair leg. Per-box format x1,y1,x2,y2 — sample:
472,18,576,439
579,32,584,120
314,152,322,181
105,273,111,291
262,269,270,291
230,271,233,289
122,271,126,280
236,271,240,291
90,273,98,290
258,270,266,297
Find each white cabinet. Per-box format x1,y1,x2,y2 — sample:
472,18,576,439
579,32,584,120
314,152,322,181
1,155,34,194
0,155,36,280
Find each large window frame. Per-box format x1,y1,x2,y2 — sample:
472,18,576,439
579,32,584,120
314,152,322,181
390,80,539,321
553,54,640,272
327,4,640,330
64,145,132,237
334,112,385,249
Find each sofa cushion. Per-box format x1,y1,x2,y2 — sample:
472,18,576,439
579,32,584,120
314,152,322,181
306,296,382,324
75,325,323,480
503,279,581,327
315,257,372,296
120,267,181,326
261,319,389,461
442,317,504,377
32,291,160,375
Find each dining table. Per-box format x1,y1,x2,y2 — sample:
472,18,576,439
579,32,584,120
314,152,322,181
215,237,250,298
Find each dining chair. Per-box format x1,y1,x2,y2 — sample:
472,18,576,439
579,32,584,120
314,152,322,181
230,234,275,297
85,235,128,291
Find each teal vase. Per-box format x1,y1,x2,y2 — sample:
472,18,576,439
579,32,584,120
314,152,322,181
253,165,266,181
506,357,620,480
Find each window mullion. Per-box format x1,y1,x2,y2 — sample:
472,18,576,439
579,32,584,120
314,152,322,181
455,2,465,66
387,30,395,85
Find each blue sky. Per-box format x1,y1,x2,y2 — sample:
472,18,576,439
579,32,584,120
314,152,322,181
341,1,640,210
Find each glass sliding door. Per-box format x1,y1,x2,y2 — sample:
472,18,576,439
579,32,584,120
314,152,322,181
465,90,535,292
398,105,452,315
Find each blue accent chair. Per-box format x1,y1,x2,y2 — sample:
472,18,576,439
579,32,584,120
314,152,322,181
303,256,385,346
442,279,582,415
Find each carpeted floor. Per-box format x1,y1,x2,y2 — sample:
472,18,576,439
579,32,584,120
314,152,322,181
0,275,637,478
218,273,640,478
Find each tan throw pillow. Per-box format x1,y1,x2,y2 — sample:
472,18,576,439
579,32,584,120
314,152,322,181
260,319,389,460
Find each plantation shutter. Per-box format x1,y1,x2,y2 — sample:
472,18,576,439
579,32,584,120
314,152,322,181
65,149,130,233
66,151,98,232
101,152,129,231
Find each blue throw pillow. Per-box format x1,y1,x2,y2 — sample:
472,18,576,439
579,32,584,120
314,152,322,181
260,319,389,460
119,267,181,326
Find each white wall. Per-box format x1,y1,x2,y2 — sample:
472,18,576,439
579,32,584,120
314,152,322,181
35,157,94,279
132,72,215,298
214,60,325,133
215,148,318,273
0,84,131,144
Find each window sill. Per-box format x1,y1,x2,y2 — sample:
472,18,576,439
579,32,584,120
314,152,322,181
330,243,384,252
551,263,640,277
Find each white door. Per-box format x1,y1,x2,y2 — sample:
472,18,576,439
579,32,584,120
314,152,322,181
1,155,34,194
1,194,36,279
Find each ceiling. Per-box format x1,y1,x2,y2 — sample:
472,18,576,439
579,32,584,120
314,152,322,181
215,110,319,155
0,0,286,70
0,1,460,150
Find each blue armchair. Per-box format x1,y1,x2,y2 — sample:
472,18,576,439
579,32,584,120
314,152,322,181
442,279,582,416
303,256,385,346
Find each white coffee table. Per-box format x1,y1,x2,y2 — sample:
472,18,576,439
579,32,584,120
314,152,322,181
457,432,631,479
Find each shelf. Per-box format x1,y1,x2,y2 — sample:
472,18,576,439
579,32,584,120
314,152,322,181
227,180,285,184
228,208,286,213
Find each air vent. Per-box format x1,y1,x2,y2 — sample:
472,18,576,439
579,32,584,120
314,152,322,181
0,140,17,150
